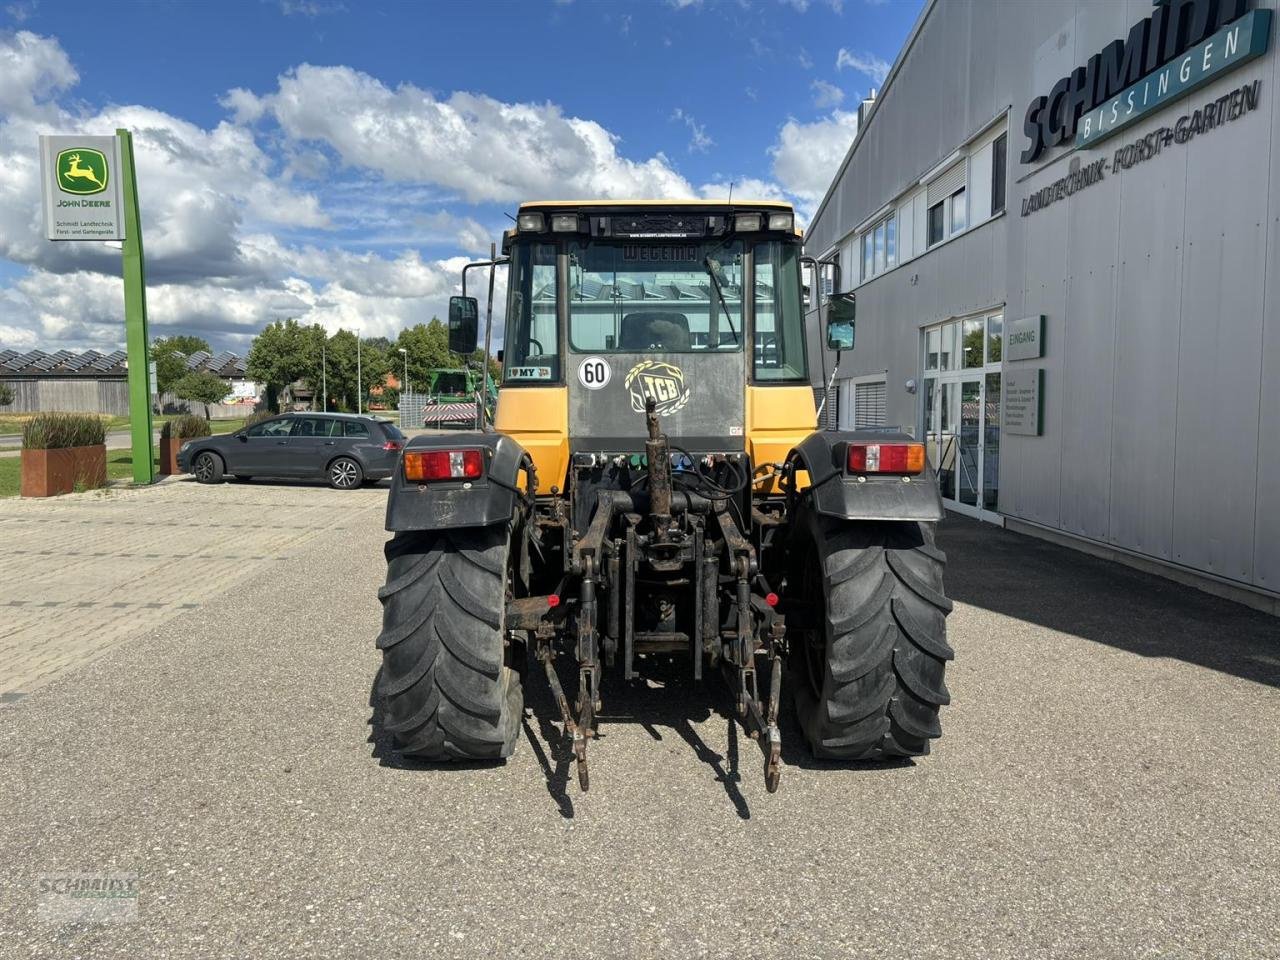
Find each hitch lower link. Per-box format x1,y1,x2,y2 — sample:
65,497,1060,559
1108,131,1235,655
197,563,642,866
725,555,785,793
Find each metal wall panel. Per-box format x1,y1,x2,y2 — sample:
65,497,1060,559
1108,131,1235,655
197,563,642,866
1107,142,1188,562
1254,36,1280,592
1170,66,1271,584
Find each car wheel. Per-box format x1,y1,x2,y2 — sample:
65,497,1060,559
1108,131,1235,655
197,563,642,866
329,457,363,490
193,452,224,484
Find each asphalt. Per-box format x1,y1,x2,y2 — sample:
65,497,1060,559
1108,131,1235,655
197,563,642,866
1,487,1278,960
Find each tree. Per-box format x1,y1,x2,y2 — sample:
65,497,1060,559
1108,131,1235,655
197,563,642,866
394,319,452,394
151,334,211,395
0,382,13,406
246,319,323,411
172,370,231,420
321,329,391,412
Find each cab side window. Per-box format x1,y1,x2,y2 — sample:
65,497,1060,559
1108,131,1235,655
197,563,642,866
344,421,371,438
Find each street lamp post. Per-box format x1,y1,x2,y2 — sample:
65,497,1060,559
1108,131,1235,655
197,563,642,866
397,347,409,398
357,335,362,415
321,338,327,413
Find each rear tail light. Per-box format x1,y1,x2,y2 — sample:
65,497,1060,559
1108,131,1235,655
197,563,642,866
382,441,403,451
847,442,925,475
403,449,483,482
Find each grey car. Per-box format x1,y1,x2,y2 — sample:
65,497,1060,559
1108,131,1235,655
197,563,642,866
176,413,406,489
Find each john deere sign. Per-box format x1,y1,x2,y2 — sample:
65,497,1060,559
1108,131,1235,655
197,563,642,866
40,135,125,240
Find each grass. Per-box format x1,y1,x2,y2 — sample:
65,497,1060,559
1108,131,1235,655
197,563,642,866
0,450,167,499
0,413,246,436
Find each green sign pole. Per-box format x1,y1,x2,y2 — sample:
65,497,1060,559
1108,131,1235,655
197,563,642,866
117,128,154,484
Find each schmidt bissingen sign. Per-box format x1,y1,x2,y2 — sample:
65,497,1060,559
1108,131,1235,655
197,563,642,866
1021,0,1271,163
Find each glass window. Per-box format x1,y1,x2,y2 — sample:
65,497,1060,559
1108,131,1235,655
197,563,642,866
247,418,292,438
939,321,957,370
962,317,984,368
886,216,897,266
753,242,808,382
291,416,342,437
568,240,743,353
983,372,1001,511
381,423,406,442
344,420,370,438
986,314,1003,363
925,328,940,371
927,201,945,246
873,222,886,273
992,133,1007,215
950,188,967,234
503,242,559,383
862,233,873,281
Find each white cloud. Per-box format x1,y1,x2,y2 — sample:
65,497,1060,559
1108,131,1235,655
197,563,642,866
0,33,495,352
228,65,697,204
836,48,890,85
671,108,713,154
769,110,859,217
797,48,814,69
810,79,844,109
779,0,810,11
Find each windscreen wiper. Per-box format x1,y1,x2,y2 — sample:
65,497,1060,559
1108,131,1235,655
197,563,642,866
703,256,739,346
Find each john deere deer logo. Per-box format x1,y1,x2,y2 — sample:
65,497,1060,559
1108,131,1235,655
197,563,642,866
56,148,108,196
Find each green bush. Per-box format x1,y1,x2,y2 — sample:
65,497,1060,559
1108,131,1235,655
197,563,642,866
0,383,13,406
160,413,211,440
21,412,107,450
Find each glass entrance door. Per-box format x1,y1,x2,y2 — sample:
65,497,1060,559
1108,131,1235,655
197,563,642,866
922,312,1003,521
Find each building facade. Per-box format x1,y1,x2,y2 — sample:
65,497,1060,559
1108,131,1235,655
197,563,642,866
805,0,1280,609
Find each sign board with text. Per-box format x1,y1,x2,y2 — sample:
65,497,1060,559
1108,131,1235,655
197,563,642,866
1006,315,1046,361
1004,368,1044,437
40,135,126,241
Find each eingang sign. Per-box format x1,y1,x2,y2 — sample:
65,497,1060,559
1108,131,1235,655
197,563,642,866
1021,0,1269,163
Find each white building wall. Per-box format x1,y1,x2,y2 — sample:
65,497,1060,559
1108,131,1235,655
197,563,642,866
807,0,1280,599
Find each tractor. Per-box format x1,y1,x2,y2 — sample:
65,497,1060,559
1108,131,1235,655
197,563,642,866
374,200,953,792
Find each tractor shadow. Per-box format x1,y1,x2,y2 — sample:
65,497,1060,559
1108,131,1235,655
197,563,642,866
527,654,752,820
369,659,914,822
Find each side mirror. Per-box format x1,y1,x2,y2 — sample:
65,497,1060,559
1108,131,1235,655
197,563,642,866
237,433,248,442
448,296,479,354
826,293,855,350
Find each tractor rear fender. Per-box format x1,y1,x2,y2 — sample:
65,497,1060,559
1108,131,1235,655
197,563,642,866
787,430,944,523
385,431,529,532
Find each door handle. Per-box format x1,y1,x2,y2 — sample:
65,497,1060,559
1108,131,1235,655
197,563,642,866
277,440,289,445
323,441,336,446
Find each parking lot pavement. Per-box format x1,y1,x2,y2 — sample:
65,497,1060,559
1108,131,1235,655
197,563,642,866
1,498,1278,959
0,478,384,697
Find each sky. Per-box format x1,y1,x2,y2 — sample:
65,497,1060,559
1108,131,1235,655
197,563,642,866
0,0,922,354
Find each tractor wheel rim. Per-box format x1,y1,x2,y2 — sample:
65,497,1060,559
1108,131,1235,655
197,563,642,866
333,461,357,487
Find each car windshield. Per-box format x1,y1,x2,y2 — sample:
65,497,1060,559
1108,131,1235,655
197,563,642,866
568,240,744,353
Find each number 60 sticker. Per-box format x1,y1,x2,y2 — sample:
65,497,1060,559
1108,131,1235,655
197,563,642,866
577,356,612,390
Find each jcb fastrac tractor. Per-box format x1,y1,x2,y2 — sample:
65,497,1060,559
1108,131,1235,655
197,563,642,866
374,200,953,792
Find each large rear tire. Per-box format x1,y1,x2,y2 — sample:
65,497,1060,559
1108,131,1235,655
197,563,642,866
788,508,953,760
376,525,522,760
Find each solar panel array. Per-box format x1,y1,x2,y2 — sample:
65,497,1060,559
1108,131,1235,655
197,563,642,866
0,347,248,378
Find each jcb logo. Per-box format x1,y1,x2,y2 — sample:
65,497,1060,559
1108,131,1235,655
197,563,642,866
624,360,691,416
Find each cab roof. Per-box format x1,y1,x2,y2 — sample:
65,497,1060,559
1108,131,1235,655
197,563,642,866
519,199,794,210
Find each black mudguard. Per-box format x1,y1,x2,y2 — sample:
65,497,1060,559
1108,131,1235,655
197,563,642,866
788,430,944,523
385,432,529,532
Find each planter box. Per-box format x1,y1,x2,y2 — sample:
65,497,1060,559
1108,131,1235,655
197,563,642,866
20,444,108,497
159,436,183,476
